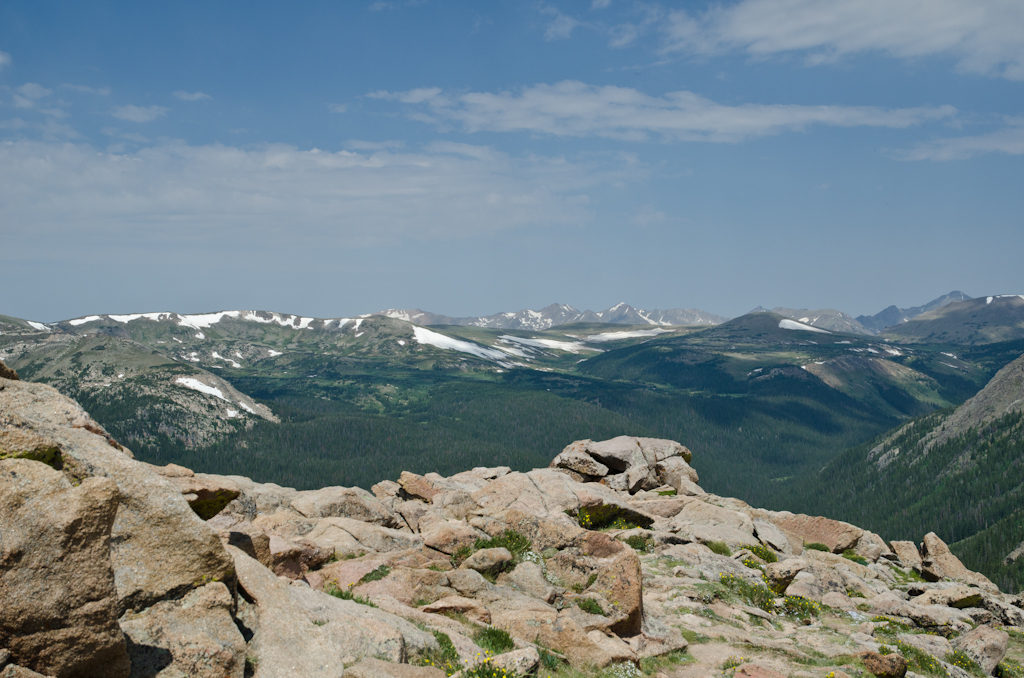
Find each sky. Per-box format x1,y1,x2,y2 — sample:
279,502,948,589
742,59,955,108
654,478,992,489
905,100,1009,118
1,0,1022,323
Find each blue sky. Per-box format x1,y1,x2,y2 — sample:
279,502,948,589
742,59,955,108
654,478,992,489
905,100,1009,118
2,0,1022,322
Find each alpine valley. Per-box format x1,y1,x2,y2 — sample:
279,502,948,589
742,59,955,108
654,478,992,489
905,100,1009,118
3,292,1024,589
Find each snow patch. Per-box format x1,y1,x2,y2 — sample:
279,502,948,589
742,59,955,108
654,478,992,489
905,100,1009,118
68,315,103,326
987,297,994,304
267,349,282,357
26,321,49,332
353,319,364,331
226,409,239,418
585,329,670,343
174,377,228,401
238,402,255,414
397,340,406,346
195,332,205,339
778,319,831,334
413,326,512,364
108,312,173,323
212,351,241,368
498,335,590,354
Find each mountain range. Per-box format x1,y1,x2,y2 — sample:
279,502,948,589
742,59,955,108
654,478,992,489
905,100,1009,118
376,302,728,331
4,290,1024,588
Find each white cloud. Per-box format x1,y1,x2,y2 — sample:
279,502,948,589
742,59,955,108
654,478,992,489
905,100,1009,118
173,90,211,101
112,105,170,123
368,1,394,10
895,120,1024,161
377,80,957,143
0,140,617,248
542,8,582,40
0,52,11,71
592,0,612,8
345,139,406,150
662,0,1024,80
328,103,348,113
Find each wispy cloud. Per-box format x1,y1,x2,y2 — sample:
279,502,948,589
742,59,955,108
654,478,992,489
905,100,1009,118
541,7,582,40
0,52,11,71
112,105,170,123
61,84,111,96
12,83,52,108
895,119,1024,161
373,80,957,143
173,90,211,101
328,103,348,113
662,0,1024,80
0,141,620,248
368,1,394,10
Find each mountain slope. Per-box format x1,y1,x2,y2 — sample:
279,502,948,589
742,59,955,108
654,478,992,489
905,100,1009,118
882,295,1024,344
857,291,971,333
784,350,1024,591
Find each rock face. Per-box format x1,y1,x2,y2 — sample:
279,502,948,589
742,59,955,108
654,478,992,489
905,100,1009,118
3,379,1023,678
0,459,130,678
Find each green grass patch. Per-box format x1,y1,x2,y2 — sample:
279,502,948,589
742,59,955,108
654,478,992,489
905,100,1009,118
475,530,532,557
359,565,391,583
575,598,606,616
718,573,774,612
570,504,651,530
946,650,985,678
706,541,732,556
473,626,516,654
996,658,1024,678
625,534,654,553
877,641,945,678
804,542,830,552
325,582,377,608
417,631,461,676
640,649,693,675
842,549,869,566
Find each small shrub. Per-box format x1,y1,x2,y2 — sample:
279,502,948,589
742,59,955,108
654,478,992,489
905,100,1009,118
706,541,732,556
718,573,774,612
417,631,461,676
569,504,651,531
782,595,823,620
846,588,866,599
586,573,598,588
745,544,779,563
359,565,391,583
996,658,1024,678
475,530,532,557
889,640,946,678
625,534,653,553
679,628,710,644
575,598,606,616
474,626,516,654
721,655,746,670
946,650,985,677
741,557,765,572
451,545,474,567
538,648,562,671
804,542,830,552
461,662,518,678
842,549,869,566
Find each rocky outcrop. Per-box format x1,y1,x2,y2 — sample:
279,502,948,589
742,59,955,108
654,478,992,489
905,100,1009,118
0,359,18,381
0,459,130,678
3,376,1023,678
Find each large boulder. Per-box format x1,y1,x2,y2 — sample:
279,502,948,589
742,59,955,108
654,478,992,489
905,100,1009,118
921,533,998,591
760,512,863,553
951,625,1008,675
0,379,234,614
0,359,19,381
292,487,399,527
889,541,922,571
306,517,424,557
153,467,241,521
118,582,246,678
0,459,131,678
